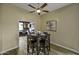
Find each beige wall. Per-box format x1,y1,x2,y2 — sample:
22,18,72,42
41,4,79,51
0,4,41,52
0,4,2,52
1,3,79,53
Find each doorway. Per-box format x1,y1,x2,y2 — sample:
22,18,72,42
18,21,36,54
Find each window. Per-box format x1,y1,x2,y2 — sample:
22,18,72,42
19,22,23,31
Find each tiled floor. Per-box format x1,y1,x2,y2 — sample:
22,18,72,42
2,36,78,55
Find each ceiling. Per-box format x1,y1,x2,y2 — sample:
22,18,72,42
12,3,71,15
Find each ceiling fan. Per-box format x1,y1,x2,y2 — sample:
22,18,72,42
28,3,49,15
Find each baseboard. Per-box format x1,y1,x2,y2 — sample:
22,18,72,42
0,46,19,55
51,42,79,54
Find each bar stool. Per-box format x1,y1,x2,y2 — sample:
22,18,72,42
27,34,38,55
38,33,50,55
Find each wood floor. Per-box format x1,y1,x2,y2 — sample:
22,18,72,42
2,36,79,55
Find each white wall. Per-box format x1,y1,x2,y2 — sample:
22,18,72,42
41,4,79,52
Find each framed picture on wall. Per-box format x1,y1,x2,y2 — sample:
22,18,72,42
47,20,57,32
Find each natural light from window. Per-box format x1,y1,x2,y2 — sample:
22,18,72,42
19,22,23,31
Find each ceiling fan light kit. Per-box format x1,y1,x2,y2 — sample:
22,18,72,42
28,3,49,15
36,9,41,13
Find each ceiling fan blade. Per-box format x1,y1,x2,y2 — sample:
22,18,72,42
40,3,47,9
29,11,35,13
42,10,49,12
28,4,36,9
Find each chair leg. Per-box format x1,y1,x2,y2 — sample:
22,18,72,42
43,43,46,55
36,44,39,55
27,41,29,55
